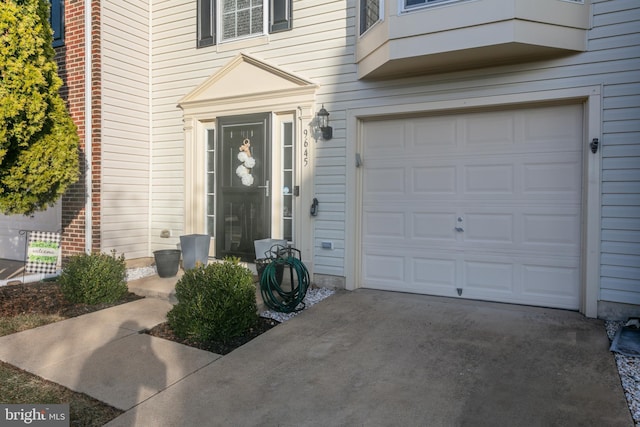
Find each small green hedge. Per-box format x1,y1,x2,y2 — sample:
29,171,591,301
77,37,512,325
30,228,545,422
59,252,128,305
167,258,257,343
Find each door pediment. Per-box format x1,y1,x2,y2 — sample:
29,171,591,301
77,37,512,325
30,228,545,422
178,53,317,108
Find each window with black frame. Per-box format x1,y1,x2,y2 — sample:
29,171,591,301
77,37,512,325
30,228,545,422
198,0,292,48
360,0,381,35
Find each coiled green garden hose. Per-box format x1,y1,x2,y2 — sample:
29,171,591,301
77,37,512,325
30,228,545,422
260,255,310,313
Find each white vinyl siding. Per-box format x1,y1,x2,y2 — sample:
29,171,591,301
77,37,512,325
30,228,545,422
593,0,640,305
150,1,193,251
101,0,151,258
144,0,639,306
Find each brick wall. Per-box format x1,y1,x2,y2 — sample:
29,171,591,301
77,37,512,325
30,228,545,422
55,0,101,258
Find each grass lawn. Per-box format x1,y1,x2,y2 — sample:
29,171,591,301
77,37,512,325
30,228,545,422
0,360,122,426
0,283,131,426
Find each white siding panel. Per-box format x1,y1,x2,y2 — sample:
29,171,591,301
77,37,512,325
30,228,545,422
601,289,640,306
150,19,185,257
602,253,640,268
600,19,640,308
102,0,151,259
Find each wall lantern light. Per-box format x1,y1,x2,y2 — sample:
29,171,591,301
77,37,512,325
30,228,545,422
316,104,333,140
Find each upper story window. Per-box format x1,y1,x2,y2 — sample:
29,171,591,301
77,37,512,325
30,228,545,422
360,0,382,35
50,0,64,47
222,0,264,40
198,0,292,48
404,0,461,9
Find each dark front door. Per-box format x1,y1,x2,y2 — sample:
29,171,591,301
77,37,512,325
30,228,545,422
216,114,271,261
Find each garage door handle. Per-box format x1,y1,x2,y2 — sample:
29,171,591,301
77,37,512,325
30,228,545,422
455,226,464,232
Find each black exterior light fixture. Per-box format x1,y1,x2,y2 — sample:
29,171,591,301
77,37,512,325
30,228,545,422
317,104,333,140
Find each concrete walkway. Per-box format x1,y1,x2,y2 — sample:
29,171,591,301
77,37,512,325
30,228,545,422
0,275,633,426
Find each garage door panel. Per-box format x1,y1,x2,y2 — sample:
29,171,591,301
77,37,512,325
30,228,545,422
522,160,581,195
363,253,405,282
413,212,457,240
365,121,407,154
364,211,406,238
522,213,581,248
465,113,515,147
413,166,457,193
460,256,579,308
364,167,405,194
522,263,579,299
464,261,514,292
464,165,514,194
360,104,583,310
413,257,457,289
410,117,458,153
464,213,514,243
362,250,408,290
523,105,583,147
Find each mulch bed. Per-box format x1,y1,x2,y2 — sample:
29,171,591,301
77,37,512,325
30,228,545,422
1,280,280,355
146,317,280,355
0,280,142,318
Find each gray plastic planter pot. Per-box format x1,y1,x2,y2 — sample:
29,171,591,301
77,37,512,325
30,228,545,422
180,234,210,270
153,249,181,278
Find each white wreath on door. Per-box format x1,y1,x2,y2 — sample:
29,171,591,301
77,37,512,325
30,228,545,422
236,139,255,186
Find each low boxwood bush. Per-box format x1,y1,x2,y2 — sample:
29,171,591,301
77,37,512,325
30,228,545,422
59,251,128,305
167,257,257,343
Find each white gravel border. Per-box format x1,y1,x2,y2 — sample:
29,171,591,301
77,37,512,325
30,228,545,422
260,287,335,323
606,321,640,426
126,266,157,282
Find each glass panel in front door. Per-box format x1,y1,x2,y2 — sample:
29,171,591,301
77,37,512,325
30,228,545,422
282,121,294,242
216,114,271,261
206,128,216,238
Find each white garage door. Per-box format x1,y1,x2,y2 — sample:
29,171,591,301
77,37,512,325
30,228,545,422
360,104,583,309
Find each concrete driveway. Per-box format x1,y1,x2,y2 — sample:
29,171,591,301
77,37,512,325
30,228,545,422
107,289,632,426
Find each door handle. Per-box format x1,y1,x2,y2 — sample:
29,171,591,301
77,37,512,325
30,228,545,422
455,226,464,232
455,216,464,232
258,180,269,197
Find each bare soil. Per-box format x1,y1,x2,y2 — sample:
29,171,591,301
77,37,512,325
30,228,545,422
146,317,279,355
0,280,142,319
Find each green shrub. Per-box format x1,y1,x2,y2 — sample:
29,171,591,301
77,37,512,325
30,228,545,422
167,257,257,343
0,0,79,215
59,252,128,305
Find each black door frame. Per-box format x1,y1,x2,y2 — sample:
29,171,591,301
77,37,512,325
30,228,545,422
215,113,271,261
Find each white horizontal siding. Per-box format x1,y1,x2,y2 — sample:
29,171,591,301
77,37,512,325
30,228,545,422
102,0,151,259
149,1,190,252
594,0,640,306
145,0,640,302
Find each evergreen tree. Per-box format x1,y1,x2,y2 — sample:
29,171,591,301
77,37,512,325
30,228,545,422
0,0,79,215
